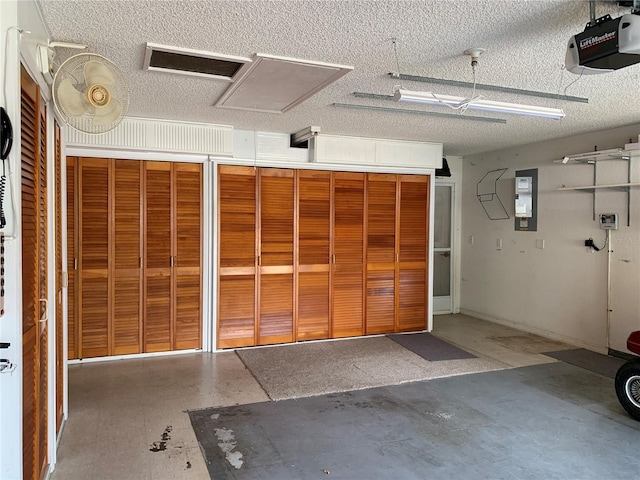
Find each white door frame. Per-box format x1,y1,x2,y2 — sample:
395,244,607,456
433,182,455,314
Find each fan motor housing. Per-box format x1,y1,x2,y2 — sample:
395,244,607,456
88,84,111,108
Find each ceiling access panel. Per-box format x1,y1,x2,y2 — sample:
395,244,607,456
215,54,353,114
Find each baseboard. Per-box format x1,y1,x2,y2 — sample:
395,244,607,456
459,308,608,355
609,348,639,361
68,348,201,364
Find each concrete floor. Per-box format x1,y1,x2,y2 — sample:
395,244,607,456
50,315,639,480
190,363,640,479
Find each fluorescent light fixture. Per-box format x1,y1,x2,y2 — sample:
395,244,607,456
393,89,566,120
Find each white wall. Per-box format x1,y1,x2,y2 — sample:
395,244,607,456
0,1,53,478
461,123,640,354
0,5,22,478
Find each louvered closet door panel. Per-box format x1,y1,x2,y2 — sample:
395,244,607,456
260,274,293,344
366,174,396,264
21,65,40,480
297,272,329,340
54,124,64,431
145,161,172,352
37,101,49,480
21,76,38,339
219,276,255,348
366,174,396,335
259,168,294,345
66,158,78,359
332,172,364,338
297,170,331,340
218,166,256,348
260,169,294,266
38,103,48,323
113,160,142,355
398,176,429,331
174,163,202,350
79,158,110,358
22,328,37,480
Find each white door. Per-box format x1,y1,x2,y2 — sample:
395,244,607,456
433,184,453,314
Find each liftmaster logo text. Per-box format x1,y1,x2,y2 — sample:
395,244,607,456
580,31,616,49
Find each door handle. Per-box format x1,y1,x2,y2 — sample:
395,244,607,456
39,298,48,324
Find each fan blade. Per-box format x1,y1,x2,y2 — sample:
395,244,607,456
92,98,122,126
84,60,115,86
57,78,91,117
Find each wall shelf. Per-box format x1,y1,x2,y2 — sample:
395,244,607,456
554,148,631,164
558,182,640,192
556,146,639,225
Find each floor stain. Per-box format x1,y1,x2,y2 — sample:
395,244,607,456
214,427,244,469
150,425,173,452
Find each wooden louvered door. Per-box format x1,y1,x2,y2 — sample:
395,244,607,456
66,159,77,359
54,123,64,431
397,175,429,331
78,158,110,358
365,174,397,335
218,166,257,348
173,163,202,350
296,170,331,341
112,161,143,354
21,64,49,480
144,161,172,352
258,168,295,345
215,166,431,347
69,159,202,356
143,161,202,352
36,99,49,480
332,172,365,338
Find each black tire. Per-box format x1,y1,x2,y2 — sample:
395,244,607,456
615,358,640,421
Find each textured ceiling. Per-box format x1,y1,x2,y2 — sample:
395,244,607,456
38,0,640,156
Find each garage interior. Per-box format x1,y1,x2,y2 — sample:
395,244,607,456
2,1,640,479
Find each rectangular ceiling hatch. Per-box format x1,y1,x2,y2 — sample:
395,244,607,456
215,54,353,113
143,43,252,81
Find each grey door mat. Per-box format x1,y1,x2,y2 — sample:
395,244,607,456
387,332,477,361
188,362,640,480
543,348,626,378
236,336,506,401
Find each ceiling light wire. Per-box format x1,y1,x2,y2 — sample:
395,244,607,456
392,37,401,78
564,68,584,96
470,54,479,99
554,65,566,108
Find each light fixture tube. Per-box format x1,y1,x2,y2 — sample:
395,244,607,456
393,89,565,120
